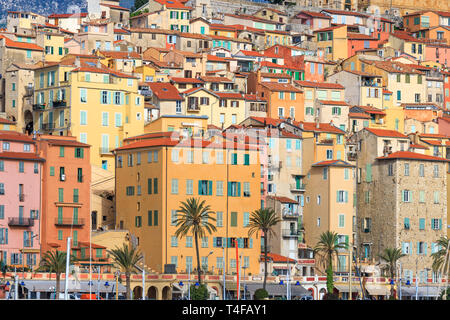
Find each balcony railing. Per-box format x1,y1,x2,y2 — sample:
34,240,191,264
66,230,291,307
52,100,67,108
282,229,300,238
290,183,306,192
187,105,200,111
24,85,34,97
282,208,300,218
319,139,334,145
42,123,54,131
54,218,85,226
32,103,46,111
260,245,271,253
8,217,34,227
99,147,112,155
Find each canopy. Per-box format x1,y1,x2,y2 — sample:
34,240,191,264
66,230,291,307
365,285,390,296
334,284,363,293
401,286,442,297
20,280,126,293
227,283,310,297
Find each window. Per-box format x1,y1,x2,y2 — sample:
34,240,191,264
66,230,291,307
417,241,426,255
201,237,208,248
431,218,441,230
230,212,237,227
419,190,425,203
326,150,333,160
198,180,212,195
228,182,241,197
186,179,193,195
243,182,250,197
404,163,409,176
337,190,348,203
216,181,223,196
323,167,328,180
338,214,345,228
433,191,439,204
171,236,178,247
216,212,223,227
433,165,439,178
402,190,412,202
404,218,410,230
135,216,142,227
171,149,179,163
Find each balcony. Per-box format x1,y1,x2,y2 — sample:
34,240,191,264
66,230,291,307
260,245,271,253
319,139,334,145
41,123,54,131
99,147,112,155
282,229,300,238
19,194,25,202
54,218,85,227
52,100,67,108
290,183,306,192
32,103,46,111
282,208,300,219
187,104,200,111
8,217,34,227
268,158,282,170
24,85,34,97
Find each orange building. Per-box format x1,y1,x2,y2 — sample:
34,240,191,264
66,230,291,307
258,82,304,121
37,135,91,255
114,131,262,276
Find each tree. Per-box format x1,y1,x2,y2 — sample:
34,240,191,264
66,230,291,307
313,231,348,294
175,198,216,286
378,248,406,299
431,236,450,279
190,283,208,300
247,208,281,292
132,0,148,12
108,243,143,299
39,250,77,300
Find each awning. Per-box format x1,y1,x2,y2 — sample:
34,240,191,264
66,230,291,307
334,284,363,293
226,283,309,297
19,280,126,293
401,286,442,297
365,285,390,296
20,249,40,253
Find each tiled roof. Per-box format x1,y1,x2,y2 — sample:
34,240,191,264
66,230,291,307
420,139,443,146
116,136,258,151
312,159,355,167
0,131,35,143
169,77,204,84
296,121,345,134
40,138,90,147
358,105,385,114
0,35,43,51
318,100,348,106
347,33,378,40
100,3,130,10
153,0,192,9
321,9,369,18
314,24,346,33
295,11,332,19
268,196,298,204
199,76,233,83
147,82,182,100
0,118,15,125
419,133,449,139
0,152,44,162
376,151,450,162
409,143,428,149
365,127,408,138
260,82,303,93
262,252,296,263
295,80,344,89
98,50,141,59
48,13,88,18
214,92,245,99
261,72,291,79
348,112,371,119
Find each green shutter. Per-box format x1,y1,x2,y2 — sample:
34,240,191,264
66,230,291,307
208,181,213,195
244,154,250,165
148,178,152,194
237,182,241,197
154,210,158,226
148,211,152,226
366,164,372,182
50,166,55,176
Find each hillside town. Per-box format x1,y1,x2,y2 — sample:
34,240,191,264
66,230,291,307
0,0,449,301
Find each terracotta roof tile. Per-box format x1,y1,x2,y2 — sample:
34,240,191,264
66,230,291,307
147,82,182,100
365,127,408,138
295,80,344,89
376,151,450,162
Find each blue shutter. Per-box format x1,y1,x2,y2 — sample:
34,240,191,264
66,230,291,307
249,238,253,248
417,242,420,254
424,243,428,255
237,182,241,197
208,181,213,195
5,229,7,244
228,182,232,196
198,181,202,195
439,219,442,230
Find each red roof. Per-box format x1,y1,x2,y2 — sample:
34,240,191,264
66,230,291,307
169,77,204,84
312,159,354,167
0,118,15,125
419,133,449,139
263,252,296,263
199,76,233,83
376,151,450,162
116,136,258,152
147,82,182,100
100,3,130,11
365,127,408,138
214,92,245,99
0,131,35,143
347,33,378,40
318,100,348,106
153,0,192,9
48,13,88,18
295,11,332,19
409,143,428,149
421,139,444,146
296,121,345,134
0,152,44,162
295,80,344,89
348,112,371,119
0,35,43,51
260,82,303,93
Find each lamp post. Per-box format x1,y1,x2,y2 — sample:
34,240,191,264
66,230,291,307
115,271,120,300
64,236,71,300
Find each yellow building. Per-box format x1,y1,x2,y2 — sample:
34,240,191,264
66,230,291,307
144,114,209,135
114,132,262,275
314,25,348,61
34,24,68,62
182,87,247,129
134,64,158,83
32,54,144,172
303,160,355,273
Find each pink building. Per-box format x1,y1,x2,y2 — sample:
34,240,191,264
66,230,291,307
0,131,43,270
425,44,450,67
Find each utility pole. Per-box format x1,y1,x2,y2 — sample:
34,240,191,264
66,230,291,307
349,244,352,300
64,237,71,300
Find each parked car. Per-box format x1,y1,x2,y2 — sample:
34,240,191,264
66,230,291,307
301,295,314,300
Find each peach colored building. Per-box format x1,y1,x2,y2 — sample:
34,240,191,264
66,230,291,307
36,135,91,255
0,131,43,269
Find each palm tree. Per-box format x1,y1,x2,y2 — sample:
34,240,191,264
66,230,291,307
39,250,77,300
313,231,348,295
378,248,406,299
431,236,450,279
108,243,143,299
175,197,216,286
247,208,281,292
